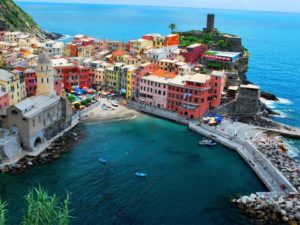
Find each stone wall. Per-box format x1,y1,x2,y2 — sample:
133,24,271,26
235,85,261,115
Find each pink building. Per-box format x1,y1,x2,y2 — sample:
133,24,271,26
54,75,64,96
134,63,158,98
139,69,176,109
210,70,226,107
181,44,208,63
0,87,9,115
94,40,108,51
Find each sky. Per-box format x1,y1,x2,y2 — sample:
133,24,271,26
15,0,300,13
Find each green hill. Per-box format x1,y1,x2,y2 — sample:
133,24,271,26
0,0,60,39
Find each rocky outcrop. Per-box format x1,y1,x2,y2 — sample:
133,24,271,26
261,91,279,101
233,137,300,224
233,193,300,224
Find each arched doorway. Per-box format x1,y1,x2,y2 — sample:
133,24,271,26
34,137,42,147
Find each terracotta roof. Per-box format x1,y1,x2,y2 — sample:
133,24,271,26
112,50,126,57
152,69,176,79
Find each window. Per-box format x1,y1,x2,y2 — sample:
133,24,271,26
32,119,35,127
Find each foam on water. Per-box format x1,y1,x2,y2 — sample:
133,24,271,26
277,98,293,105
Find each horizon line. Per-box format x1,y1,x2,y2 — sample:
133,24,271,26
15,1,300,14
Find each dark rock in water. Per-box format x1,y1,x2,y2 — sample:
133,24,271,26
261,91,279,101
261,104,280,116
243,80,279,101
42,31,63,40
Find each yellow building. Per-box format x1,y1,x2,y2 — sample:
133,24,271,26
132,39,153,56
78,45,94,58
105,63,124,92
125,65,136,99
94,68,106,88
0,69,25,105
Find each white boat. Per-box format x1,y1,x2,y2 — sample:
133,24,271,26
135,172,147,177
199,138,217,147
99,158,108,164
111,101,119,107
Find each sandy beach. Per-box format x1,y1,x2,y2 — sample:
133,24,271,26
81,98,140,122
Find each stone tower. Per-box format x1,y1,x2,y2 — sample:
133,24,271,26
36,53,56,96
206,14,215,33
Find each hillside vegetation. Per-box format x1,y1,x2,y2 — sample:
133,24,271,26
0,0,60,40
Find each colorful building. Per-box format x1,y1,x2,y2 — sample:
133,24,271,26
142,33,165,48
139,69,176,109
24,68,37,97
45,41,64,58
167,73,224,119
134,63,159,98
0,69,25,105
105,63,125,92
181,44,208,63
130,39,153,56
0,86,9,115
123,65,137,99
165,34,179,46
144,45,178,62
52,58,90,92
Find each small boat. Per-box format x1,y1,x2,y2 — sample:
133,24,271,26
199,138,217,147
111,101,119,107
135,172,147,177
99,158,108,164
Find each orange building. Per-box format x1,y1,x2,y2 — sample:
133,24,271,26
70,44,78,57
165,34,179,46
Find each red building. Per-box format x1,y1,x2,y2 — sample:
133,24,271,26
24,68,37,97
167,72,225,119
53,58,91,92
181,44,208,63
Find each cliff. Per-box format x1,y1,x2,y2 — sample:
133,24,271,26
0,0,61,40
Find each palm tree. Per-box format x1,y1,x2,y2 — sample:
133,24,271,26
168,23,177,33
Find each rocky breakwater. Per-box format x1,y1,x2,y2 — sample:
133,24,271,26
233,193,300,224
233,137,300,224
0,126,83,175
255,138,300,192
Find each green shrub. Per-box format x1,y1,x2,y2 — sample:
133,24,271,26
86,98,92,104
67,95,76,102
80,100,87,106
74,103,80,109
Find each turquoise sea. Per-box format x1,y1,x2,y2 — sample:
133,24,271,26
0,116,266,224
0,2,299,224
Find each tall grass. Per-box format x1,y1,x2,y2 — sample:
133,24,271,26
0,187,70,225
22,186,70,225
0,200,7,225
